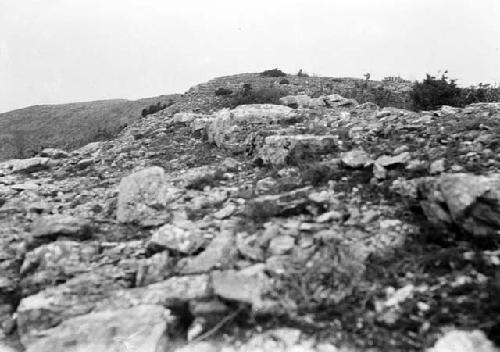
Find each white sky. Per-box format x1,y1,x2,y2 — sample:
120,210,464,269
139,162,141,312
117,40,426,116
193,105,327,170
1,0,499,112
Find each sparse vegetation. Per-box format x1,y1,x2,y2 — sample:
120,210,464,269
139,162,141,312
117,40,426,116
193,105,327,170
410,72,500,111
279,78,290,85
297,69,309,78
228,84,287,107
215,87,233,96
141,101,170,117
410,72,462,111
260,68,287,77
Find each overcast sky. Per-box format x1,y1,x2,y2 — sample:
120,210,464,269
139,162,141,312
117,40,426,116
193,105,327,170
1,0,499,112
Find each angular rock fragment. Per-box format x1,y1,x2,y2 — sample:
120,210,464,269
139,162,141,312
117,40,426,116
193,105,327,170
150,221,206,254
418,173,500,237
99,274,212,310
116,166,181,226
212,264,274,313
173,112,205,124
16,268,133,345
256,134,336,166
176,227,236,274
245,187,315,219
375,152,411,167
20,240,99,295
29,215,92,244
24,305,171,352
340,149,373,168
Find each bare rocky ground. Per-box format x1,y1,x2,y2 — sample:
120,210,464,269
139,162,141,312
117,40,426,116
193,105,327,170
1,82,500,351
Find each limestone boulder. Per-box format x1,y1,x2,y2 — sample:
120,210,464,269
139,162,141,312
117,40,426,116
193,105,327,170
24,305,171,352
255,134,336,166
116,166,182,226
418,173,500,237
207,104,296,153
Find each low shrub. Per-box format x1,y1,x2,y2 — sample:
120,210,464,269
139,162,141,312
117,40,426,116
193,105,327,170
297,69,309,78
300,162,338,186
261,68,287,77
411,72,500,111
411,72,462,111
229,84,287,107
215,87,233,96
141,101,169,118
279,78,290,85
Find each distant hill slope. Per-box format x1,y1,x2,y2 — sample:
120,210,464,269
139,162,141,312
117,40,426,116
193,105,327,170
0,95,180,160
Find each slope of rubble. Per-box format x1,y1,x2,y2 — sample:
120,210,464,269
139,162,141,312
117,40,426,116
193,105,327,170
1,85,500,352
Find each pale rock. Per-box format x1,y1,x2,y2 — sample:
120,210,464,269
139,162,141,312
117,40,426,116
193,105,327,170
135,252,172,287
268,235,295,255
16,269,133,345
373,163,387,179
430,158,446,174
10,183,39,192
177,227,236,274
24,305,171,352
76,141,103,156
75,158,94,170
39,148,70,159
419,173,500,236
98,274,212,310
207,105,296,153
279,95,326,109
255,177,279,194
375,152,411,167
220,157,240,172
340,149,373,168
150,221,206,254
256,134,336,166
173,112,205,124
116,166,181,226
376,110,392,118
440,105,461,115
212,264,274,313
428,329,498,352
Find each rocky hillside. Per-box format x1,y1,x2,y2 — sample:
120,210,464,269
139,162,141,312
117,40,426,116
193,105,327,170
1,77,500,352
167,73,413,114
0,95,179,161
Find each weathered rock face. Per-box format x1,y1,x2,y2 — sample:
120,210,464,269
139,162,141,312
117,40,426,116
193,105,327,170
206,104,296,153
255,134,337,166
24,305,171,352
116,166,182,226
418,173,500,237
